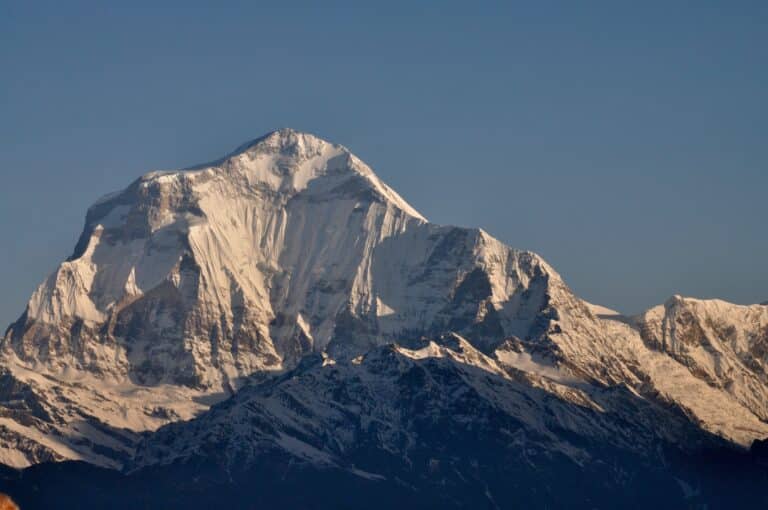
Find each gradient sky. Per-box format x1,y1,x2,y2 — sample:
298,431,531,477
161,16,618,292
1,1,766,328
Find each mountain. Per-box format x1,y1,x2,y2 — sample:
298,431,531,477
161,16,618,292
0,129,767,508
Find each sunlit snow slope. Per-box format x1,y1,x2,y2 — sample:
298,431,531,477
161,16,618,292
1,129,766,471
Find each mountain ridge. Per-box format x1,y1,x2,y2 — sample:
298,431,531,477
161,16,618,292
0,129,766,508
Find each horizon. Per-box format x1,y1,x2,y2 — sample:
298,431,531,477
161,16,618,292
1,2,766,328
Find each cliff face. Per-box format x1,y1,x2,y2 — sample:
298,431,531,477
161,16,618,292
0,130,561,467
637,296,768,421
0,129,766,495
5,129,557,389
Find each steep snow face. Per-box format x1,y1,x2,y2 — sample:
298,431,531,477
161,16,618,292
0,129,563,467
637,297,768,422
5,129,557,391
6,130,430,388
569,300,768,447
1,129,767,472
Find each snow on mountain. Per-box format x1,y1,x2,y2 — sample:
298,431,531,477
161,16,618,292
118,333,767,509
636,296,768,424
0,128,767,478
131,334,718,473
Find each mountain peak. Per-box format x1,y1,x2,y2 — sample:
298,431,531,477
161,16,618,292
4,128,768,502
134,129,425,222
230,128,340,159
221,129,426,221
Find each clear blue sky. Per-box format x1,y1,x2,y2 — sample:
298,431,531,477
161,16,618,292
1,1,766,328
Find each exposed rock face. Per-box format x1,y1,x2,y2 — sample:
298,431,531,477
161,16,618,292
131,335,722,474
0,128,766,505
637,296,768,421
3,130,554,390
0,130,560,467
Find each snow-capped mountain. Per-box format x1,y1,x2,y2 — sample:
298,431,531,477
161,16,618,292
0,129,766,507
637,296,768,422
0,129,561,467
